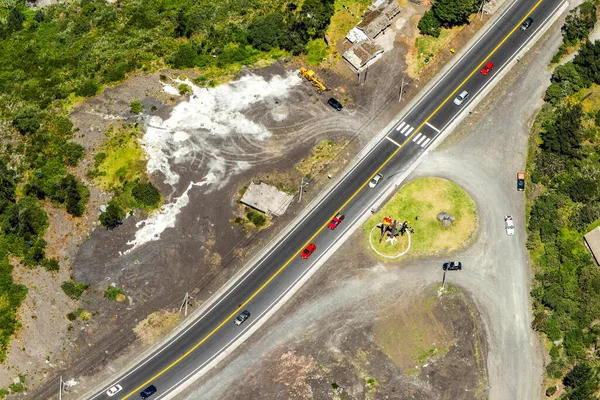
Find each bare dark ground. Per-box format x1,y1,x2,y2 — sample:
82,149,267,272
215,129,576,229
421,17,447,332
181,232,488,400
22,5,497,398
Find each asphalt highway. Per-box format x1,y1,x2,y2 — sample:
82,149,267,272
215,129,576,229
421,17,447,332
90,0,565,398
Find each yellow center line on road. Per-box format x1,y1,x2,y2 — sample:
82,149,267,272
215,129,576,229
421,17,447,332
121,3,543,398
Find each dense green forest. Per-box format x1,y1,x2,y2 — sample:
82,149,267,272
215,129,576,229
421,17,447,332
0,0,335,362
531,36,600,400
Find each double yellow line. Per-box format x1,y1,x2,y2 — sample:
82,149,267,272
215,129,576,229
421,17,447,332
121,3,543,398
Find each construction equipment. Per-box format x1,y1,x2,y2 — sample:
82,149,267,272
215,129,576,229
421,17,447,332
299,67,326,93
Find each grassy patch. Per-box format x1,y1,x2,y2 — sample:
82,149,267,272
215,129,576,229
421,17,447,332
105,286,125,301
133,310,182,345
372,287,453,370
91,124,146,191
305,39,329,65
364,177,477,259
296,139,348,178
413,26,461,74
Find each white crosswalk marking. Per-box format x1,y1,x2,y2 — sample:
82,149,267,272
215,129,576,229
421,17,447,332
400,125,410,134
422,138,432,147
416,135,426,145
412,133,422,142
396,121,407,131
405,127,414,136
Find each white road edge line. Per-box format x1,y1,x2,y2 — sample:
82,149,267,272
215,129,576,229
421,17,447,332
386,136,401,147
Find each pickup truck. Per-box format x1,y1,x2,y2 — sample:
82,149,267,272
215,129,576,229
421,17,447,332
517,172,525,191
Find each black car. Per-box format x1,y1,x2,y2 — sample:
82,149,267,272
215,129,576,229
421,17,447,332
140,385,157,399
234,310,251,326
328,98,343,111
443,261,462,271
520,17,533,30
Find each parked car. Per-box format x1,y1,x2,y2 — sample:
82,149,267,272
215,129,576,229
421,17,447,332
453,90,469,106
481,61,494,75
328,213,345,230
369,173,383,188
443,261,462,271
328,98,343,111
234,310,251,326
517,172,525,191
505,215,515,235
140,385,157,399
301,243,317,259
521,17,533,30
106,384,123,397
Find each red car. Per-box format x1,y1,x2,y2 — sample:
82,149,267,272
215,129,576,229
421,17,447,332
328,213,345,230
481,62,494,75
301,243,317,259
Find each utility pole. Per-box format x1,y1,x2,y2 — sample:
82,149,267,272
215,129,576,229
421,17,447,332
59,375,63,400
363,67,369,84
179,292,193,316
398,76,407,102
299,178,308,203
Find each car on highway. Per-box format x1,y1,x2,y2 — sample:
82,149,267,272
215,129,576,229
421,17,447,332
453,90,469,106
521,17,533,30
517,172,525,191
505,215,515,235
106,384,123,397
234,310,251,326
481,62,494,75
443,261,462,271
328,213,345,230
139,385,157,399
369,173,383,188
328,98,343,111
301,243,317,259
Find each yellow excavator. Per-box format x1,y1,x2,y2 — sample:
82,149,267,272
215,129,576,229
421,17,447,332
299,67,326,93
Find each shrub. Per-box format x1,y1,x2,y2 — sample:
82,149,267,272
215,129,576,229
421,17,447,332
61,281,89,299
13,108,41,135
130,100,144,114
132,182,161,207
62,142,85,167
247,210,266,227
104,286,125,301
178,84,192,95
545,385,557,396
76,80,99,97
100,202,124,229
42,258,60,272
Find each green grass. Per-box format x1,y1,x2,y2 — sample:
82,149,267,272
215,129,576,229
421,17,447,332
94,125,146,190
364,177,477,259
414,27,459,73
306,39,329,65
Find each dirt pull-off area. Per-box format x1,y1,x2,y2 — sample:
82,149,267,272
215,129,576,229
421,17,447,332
195,283,487,400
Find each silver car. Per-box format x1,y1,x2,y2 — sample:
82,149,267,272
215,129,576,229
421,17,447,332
453,90,469,106
369,173,383,188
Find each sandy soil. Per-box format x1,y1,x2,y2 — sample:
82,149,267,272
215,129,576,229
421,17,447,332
9,2,522,398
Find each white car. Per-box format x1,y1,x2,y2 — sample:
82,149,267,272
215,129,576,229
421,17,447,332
369,173,383,188
504,215,515,236
106,384,123,397
453,90,469,106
